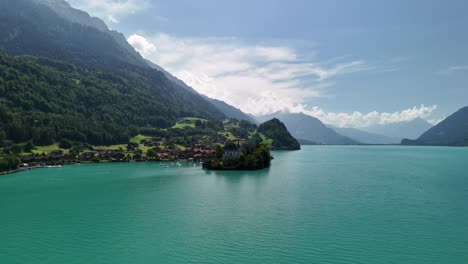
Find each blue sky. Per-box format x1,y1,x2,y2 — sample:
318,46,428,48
68,0,468,127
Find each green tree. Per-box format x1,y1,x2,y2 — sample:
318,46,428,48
239,120,255,129
11,144,22,155
0,155,20,171
23,141,35,153
0,130,5,146
245,154,257,170
59,139,73,149
215,144,224,159
146,148,158,160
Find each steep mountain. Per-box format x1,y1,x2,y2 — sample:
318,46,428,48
33,0,141,62
0,0,144,70
0,53,218,145
31,0,108,31
360,118,432,140
257,112,359,145
145,59,199,95
35,0,218,103
257,119,300,150
147,59,250,122
0,0,225,145
328,125,401,145
203,97,256,123
402,107,468,146
146,60,256,123
43,0,255,126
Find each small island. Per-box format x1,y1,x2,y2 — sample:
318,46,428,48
202,140,272,171
203,118,300,171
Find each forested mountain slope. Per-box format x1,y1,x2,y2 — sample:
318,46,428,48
257,119,300,150
0,0,225,145
0,54,222,145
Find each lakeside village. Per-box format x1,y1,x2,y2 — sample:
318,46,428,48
0,118,274,173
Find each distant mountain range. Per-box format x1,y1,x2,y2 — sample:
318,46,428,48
256,112,359,145
328,126,401,145
402,106,468,146
360,118,433,140
297,139,318,145
255,112,438,146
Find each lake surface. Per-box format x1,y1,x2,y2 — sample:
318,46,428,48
1,146,468,263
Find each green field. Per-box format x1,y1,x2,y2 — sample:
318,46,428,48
95,144,127,151
218,131,237,140
171,117,207,129
130,134,152,144
260,133,273,146
31,144,68,155
11,118,276,159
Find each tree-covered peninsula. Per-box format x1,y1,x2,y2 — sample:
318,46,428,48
257,118,301,150
202,118,298,171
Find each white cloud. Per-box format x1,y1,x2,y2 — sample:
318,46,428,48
437,65,468,75
127,34,433,128
428,117,445,126
127,34,156,58
107,15,119,24
128,33,369,116
68,0,152,23
296,104,438,128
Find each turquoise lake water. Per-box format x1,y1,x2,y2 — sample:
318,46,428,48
1,146,468,263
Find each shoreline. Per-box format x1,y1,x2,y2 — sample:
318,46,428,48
0,160,205,176
0,165,46,176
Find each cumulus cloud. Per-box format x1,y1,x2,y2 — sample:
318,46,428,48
128,33,370,116
68,0,152,23
127,34,156,57
296,104,438,128
126,34,436,128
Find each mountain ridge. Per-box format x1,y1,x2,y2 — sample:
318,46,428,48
402,107,468,146
328,125,401,145
39,0,255,125
360,118,432,140
256,112,359,145
203,97,256,123
257,118,301,150
145,59,255,123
